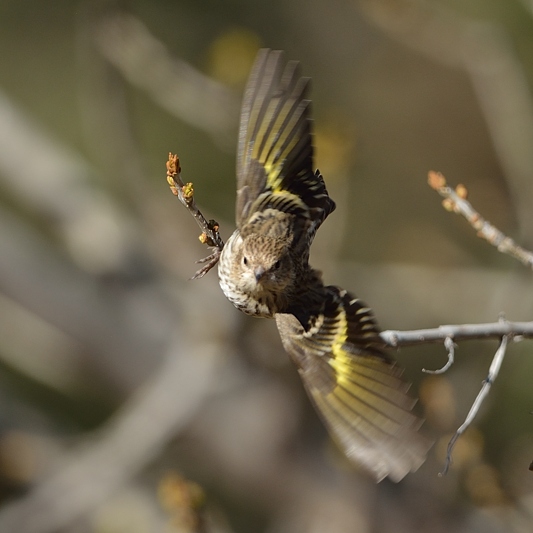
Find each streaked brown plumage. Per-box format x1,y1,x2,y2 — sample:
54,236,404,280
218,49,430,482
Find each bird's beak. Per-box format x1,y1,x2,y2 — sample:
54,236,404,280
254,266,266,282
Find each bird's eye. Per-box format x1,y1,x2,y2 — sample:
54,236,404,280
273,260,281,269
243,256,248,266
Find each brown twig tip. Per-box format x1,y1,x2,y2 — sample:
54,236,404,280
428,170,447,189
428,170,533,270
166,153,181,195
166,152,180,176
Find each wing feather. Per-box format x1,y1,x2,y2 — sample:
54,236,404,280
276,287,431,482
236,49,335,228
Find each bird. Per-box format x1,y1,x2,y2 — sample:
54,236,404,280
216,49,430,482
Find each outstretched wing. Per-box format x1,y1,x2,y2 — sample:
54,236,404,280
275,287,431,482
236,49,335,229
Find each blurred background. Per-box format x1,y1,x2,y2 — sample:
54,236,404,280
0,0,533,531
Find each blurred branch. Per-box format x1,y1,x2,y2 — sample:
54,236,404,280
0,123,232,532
0,207,161,392
357,0,533,237
428,171,533,268
0,293,86,394
0,89,139,275
0,338,220,533
76,4,149,207
94,13,240,145
0,91,216,392
0,94,232,530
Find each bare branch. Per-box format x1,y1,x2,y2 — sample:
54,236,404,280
381,319,533,347
428,171,533,268
166,154,224,279
440,334,510,476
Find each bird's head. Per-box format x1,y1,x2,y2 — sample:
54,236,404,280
239,234,294,293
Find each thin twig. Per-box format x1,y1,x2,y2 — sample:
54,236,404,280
423,337,455,374
440,334,509,476
428,171,533,269
166,153,224,279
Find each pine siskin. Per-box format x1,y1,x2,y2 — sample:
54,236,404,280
217,49,430,482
